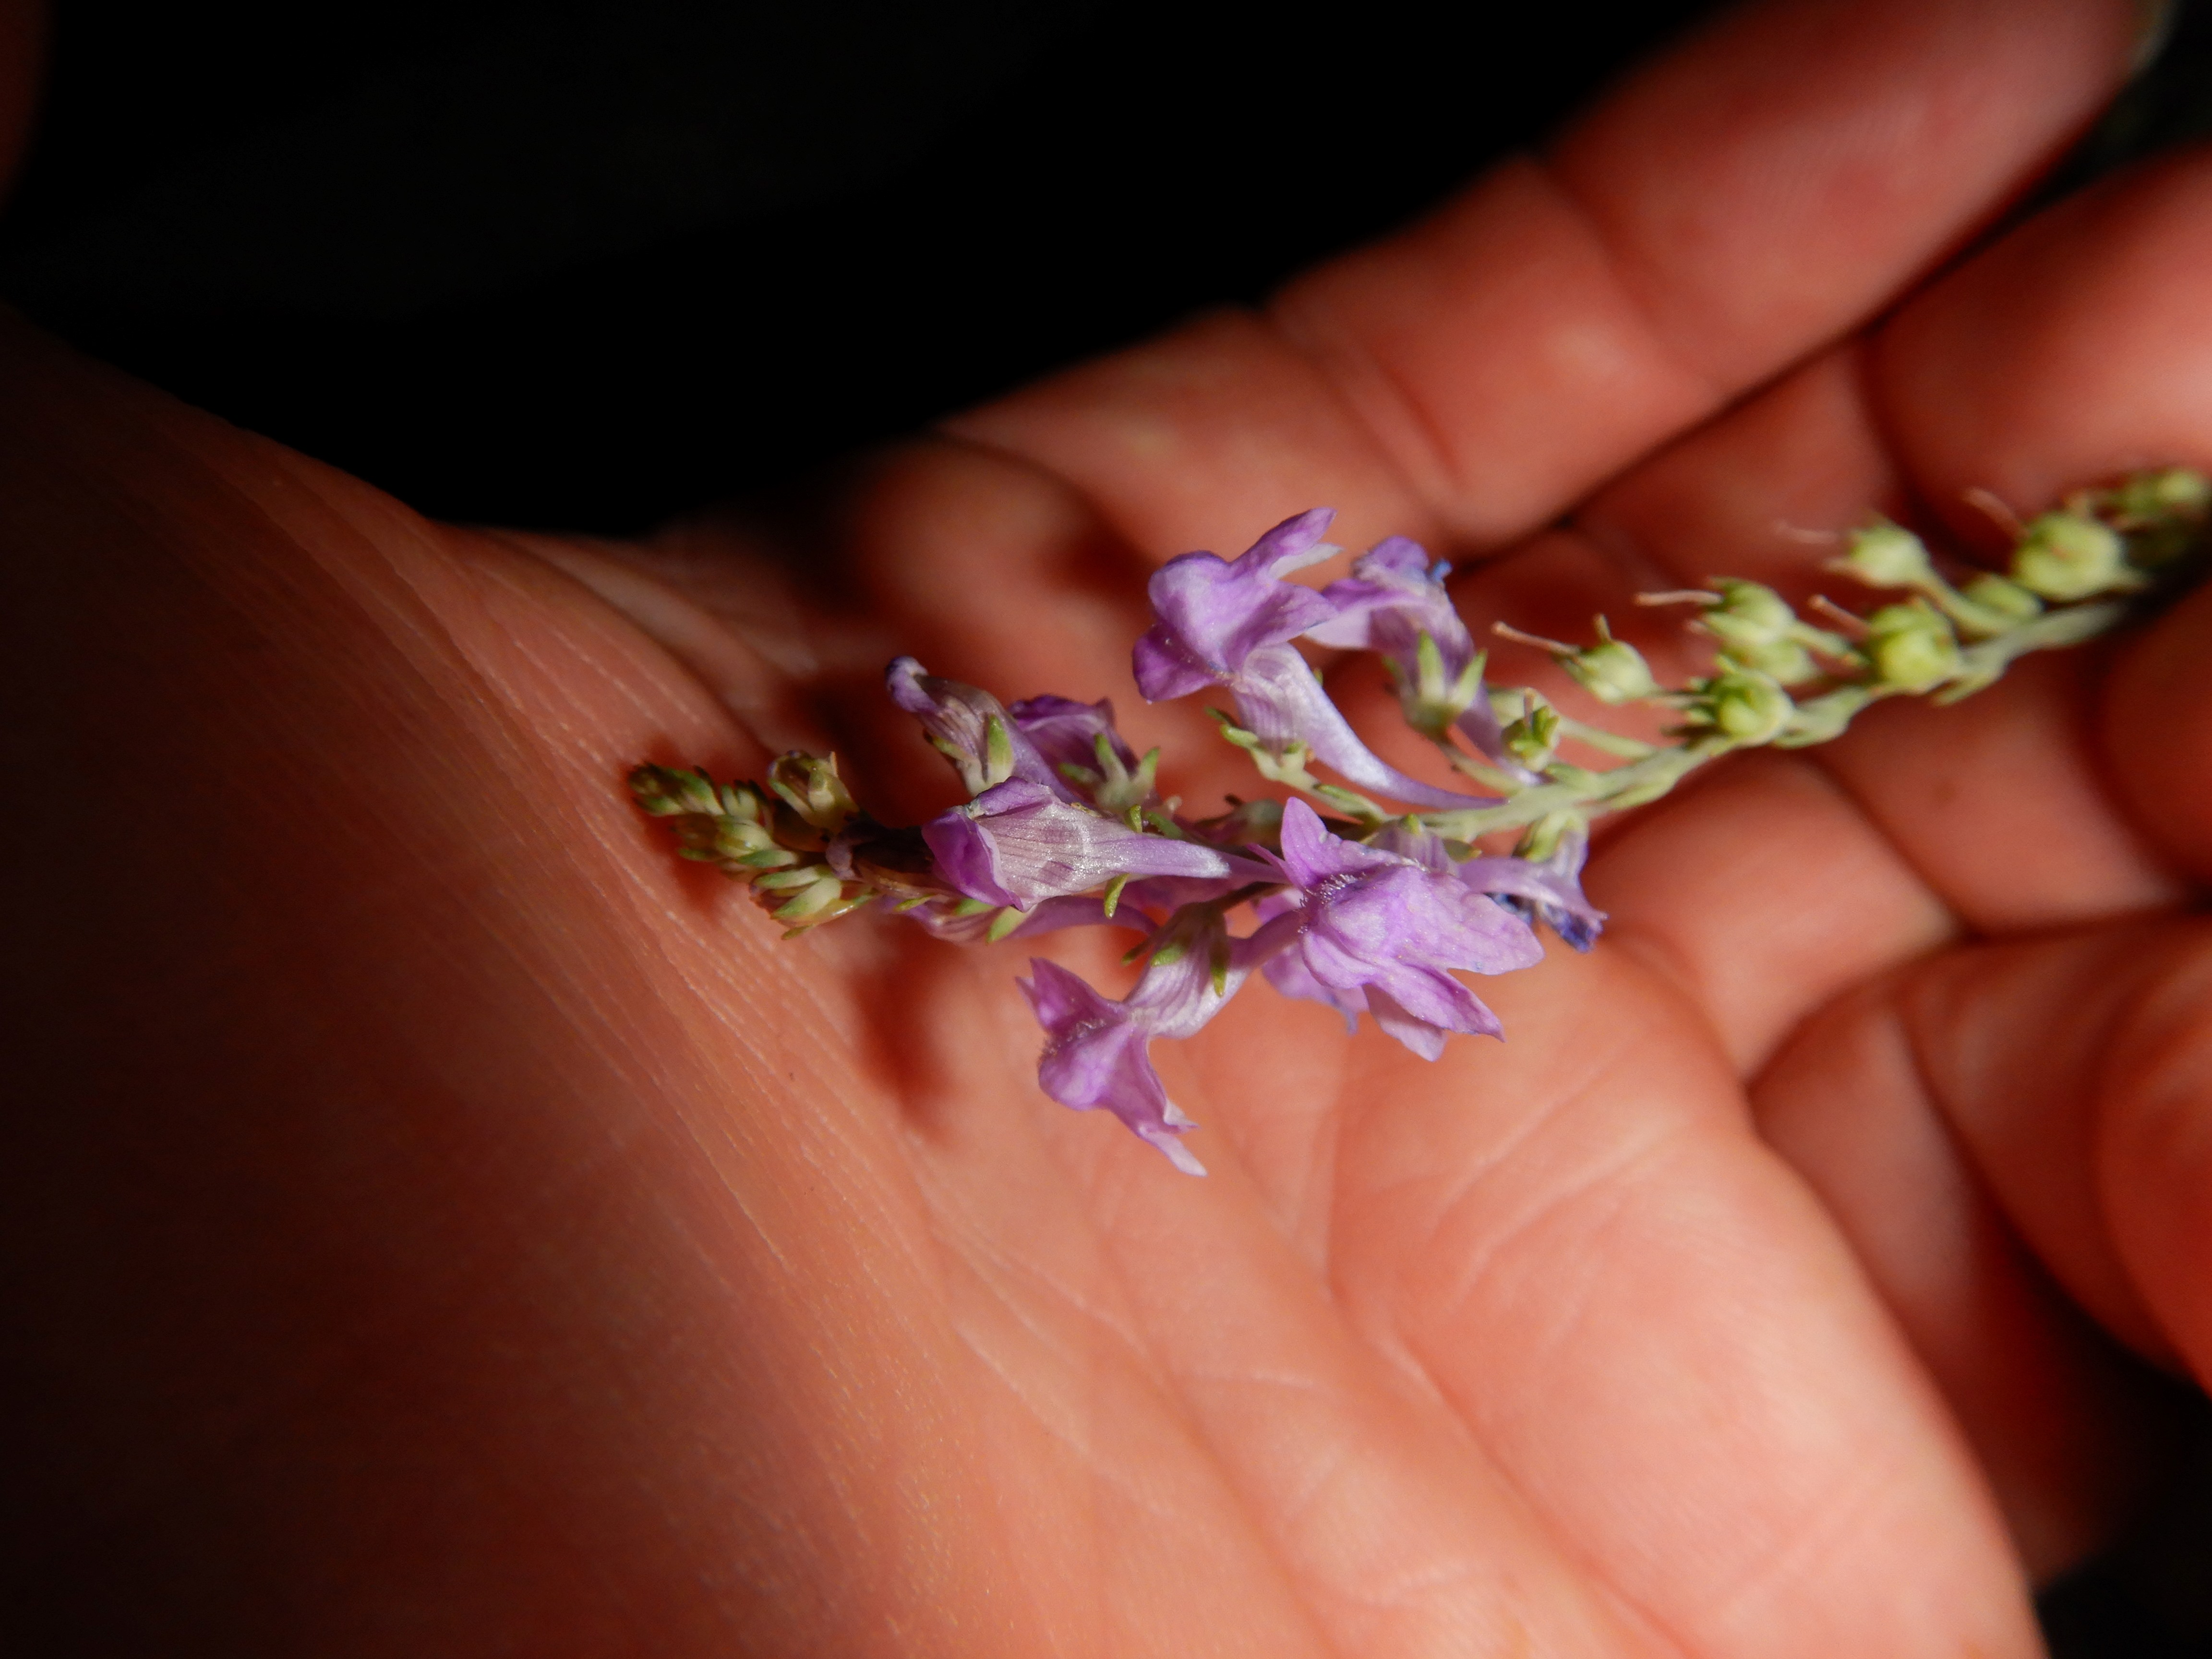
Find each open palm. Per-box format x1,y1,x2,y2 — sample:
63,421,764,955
11,1,2212,1654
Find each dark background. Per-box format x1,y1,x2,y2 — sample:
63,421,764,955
3,2,2211,1652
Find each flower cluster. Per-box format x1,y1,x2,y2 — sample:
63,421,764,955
634,470,2208,1174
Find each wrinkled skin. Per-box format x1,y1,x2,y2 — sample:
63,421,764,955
8,2,2212,1654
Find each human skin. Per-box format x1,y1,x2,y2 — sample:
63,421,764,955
6,0,2212,1653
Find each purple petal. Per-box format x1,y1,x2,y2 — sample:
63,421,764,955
924,781,1261,911
1457,824,1605,951
1137,510,1344,692
886,657,1073,798
1019,960,1209,1175
1272,797,1400,887
1131,625,1224,701
1008,694,1139,778
1232,643,1495,811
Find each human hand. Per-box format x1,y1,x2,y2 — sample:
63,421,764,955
8,1,2208,1654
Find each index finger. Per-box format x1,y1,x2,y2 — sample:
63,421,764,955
947,0,2140,561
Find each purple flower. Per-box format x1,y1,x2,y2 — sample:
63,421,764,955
887,657,1072,800
1457,822,1605,951
1131,508,1342,699
1255,799,1540,1059
1366,815,1606,952
1019,910,1262,1174
1131,513,1495,812
1008,694,1156,811
1308,536,1520,770
923,779,1269,912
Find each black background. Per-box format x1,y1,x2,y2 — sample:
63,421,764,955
4,2,2212,1652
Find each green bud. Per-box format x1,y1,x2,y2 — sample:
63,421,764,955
2109,467,2211,524
1864,600,1961,692
769,873,848,924
1561,618,1659,705
628,762,719,817
1700,667,1794,745
2011,511,2133,602
1956,573,2043,625
766,751,859,832
1835,522,1935,590
982,715,1016,789
1501,694,1560,769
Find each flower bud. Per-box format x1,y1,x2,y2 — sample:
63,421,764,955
1864,600,1960,693
1834,522,1935,590
1956,573,2043,625
1501,696,1560,769
767,752,859,832
2110,467,2210,524
1699,582,1819,685
2011,511,2132,602
1699,667,1794,745
1560,619,1659,705
628,763,721,817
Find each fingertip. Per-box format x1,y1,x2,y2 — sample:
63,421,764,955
1875,146,2212,538
2094,923,2212,1381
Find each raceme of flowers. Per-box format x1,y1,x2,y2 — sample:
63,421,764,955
631,470,2210,1174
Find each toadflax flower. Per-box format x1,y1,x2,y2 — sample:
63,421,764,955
1008,693,1159,813
923,779,1269,913
1020,909,1263,1174
888,656,1073,799
1132,510,1496,811
1255,799,1541,1058
1309,535,1520,769
1455,820,1605,952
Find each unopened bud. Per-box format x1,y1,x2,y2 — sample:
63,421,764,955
2110,467,2211,525
1701,581,1819,685
1561,618,1659,705
1501,696,1560,769
1700,667,1794,745
629,763,720,817
2011,511,2132,602
1835,522,1935,590
1957,573,2043,625
1864,601,1961,693
767,751,858,831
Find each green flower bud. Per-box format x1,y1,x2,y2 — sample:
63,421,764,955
767,751,859,832
2011,511,2132,602
1561,618,1659,705
2109,467,2210,524
1700,667,1794,745
1864,600,1961,692
1956,573,2043,625
628,762,720,817
1501,694,1560,769
1835,522,1936,590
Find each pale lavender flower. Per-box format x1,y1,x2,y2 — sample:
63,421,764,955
1369,816,1606,952
1308,536,1518,769
1458,822,1605,951
1131,508,1342,697
923,779,1268,912
1255,799,1540,1058
887,657,1072,799
1019,909,1263,1174
1131,512,1495,811
1009,694,1156,811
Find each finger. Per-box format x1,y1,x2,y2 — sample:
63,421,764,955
1325,946,2042,1659
1753,961,2173,1579
1869,145,2212,888
950,0,2138,559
